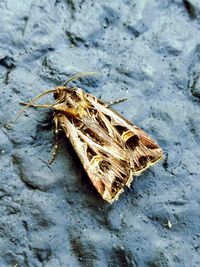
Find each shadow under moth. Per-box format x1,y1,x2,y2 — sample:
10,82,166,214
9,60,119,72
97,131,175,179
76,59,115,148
14,72,163,203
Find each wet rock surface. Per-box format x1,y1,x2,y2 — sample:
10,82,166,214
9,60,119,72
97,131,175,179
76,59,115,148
0,0,200,266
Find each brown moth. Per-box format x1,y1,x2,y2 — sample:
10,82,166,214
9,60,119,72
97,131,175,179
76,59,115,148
15,73,163,203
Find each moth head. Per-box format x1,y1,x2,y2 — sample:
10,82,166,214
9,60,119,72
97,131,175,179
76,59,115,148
54,71,99,102
53,86,69,100
54,86,82,106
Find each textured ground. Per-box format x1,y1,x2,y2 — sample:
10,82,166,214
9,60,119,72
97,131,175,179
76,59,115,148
0,0,200,266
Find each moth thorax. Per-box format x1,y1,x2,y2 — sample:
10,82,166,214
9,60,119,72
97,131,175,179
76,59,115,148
65,94,81,109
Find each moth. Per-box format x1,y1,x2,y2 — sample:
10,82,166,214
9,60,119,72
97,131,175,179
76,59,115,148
15,73,163,203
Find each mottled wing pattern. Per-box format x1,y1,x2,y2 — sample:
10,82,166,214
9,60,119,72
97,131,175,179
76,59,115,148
56,89,162,202
86,93,163,175
58,114,133,202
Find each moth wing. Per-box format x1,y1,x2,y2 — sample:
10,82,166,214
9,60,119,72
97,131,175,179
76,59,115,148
58,115,133,203
86,93,163,175
57,89,162,202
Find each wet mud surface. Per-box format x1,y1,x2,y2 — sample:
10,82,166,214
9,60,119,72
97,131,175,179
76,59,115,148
0,0,200,266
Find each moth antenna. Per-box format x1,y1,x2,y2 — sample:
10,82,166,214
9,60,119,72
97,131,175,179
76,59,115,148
63,72,100,86
11,88,57,124
11,72,100,124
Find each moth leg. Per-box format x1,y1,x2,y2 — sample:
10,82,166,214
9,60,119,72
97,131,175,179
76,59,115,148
20,102,52,108
48,115,60,164
105,97,127,107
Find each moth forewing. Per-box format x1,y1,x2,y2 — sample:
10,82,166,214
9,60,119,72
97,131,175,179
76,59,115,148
85,94,163,173
52,87,162,203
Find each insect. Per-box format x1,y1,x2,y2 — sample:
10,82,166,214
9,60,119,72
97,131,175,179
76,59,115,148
14,72,163,203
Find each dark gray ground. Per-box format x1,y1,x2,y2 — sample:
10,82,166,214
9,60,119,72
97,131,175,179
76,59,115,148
0,0,200,266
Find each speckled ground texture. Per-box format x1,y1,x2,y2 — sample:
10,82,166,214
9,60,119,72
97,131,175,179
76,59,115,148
0,0,200,266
